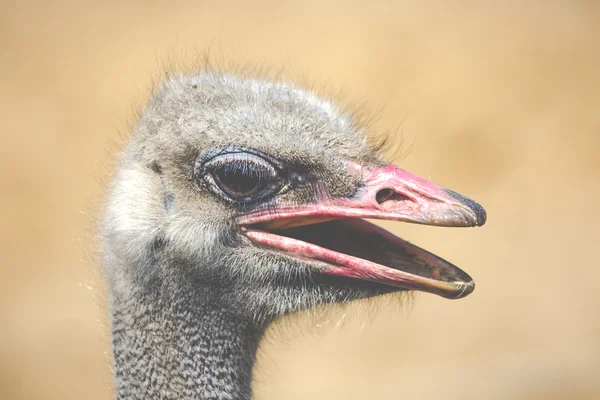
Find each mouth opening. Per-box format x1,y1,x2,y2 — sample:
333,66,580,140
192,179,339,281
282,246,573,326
243,217,475,299
276,220,454,281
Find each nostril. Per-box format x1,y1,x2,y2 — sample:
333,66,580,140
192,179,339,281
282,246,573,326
376,188,395,204
375,188,410,205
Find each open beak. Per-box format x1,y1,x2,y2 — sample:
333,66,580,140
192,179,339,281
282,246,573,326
238,164,486,299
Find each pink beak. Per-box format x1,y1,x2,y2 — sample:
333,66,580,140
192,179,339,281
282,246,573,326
239,164,486,299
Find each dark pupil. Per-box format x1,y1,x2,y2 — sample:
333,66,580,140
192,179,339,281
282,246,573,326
214,163,265,199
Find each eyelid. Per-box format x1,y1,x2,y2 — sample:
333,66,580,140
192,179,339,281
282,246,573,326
200,147,284,170
204,153,279,177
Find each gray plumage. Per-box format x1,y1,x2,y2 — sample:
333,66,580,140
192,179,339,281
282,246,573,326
103,71,482,399
103,73,391,399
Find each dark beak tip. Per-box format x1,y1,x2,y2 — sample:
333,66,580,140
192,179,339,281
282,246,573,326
443,189,487,227
473,203,487,226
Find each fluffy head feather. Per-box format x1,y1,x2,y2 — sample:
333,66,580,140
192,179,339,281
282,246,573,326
103,72,395,325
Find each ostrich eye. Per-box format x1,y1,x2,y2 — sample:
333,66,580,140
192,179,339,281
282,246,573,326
201,152,283,202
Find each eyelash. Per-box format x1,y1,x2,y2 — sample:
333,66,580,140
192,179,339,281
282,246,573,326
211,156,275,179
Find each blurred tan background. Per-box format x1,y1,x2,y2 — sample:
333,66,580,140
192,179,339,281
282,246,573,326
1,1,599,399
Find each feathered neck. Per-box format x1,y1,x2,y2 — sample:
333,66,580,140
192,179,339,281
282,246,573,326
109,279,263,400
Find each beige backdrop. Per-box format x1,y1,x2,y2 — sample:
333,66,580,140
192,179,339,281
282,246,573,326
1,1,599,399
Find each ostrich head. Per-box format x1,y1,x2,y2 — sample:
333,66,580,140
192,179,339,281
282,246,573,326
104,73,486,327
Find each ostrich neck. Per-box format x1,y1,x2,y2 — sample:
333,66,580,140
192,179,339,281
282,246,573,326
110,281,263,400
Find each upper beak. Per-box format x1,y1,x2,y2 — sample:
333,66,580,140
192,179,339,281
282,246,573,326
348,164,486,227
240,164,486,229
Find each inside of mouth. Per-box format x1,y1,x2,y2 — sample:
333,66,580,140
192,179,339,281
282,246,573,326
262,218,470,284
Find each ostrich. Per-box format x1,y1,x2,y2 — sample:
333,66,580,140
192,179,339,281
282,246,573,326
102,72,486,400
